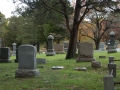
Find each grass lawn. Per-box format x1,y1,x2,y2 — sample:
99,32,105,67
0,51,120,90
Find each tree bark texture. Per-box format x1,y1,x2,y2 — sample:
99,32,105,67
66,0,80,59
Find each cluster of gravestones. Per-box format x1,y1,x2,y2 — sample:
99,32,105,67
46,35,69,55
103,56,118,90
0,32,118,78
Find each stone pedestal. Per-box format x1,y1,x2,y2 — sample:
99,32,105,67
76,57,95,62
108,46,117,53
15,69,39,78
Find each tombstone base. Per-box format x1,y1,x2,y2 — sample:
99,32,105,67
55,51,65,54
36,58,46,64
108,49,117,53
76,57,95,62
0,59,11,63
46,52,55,56
15,69,39,78
12,51,16,56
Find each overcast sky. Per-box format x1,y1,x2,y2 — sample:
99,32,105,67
0,0,16,18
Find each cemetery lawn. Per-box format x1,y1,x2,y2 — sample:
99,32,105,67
0,51,120,90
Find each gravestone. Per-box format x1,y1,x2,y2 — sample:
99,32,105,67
15,45,39,78
46,35,55,56
36,58,46,64
63,41,68,52
99,42,105,51
107,31,117,53
52,66,64,70
54,44,65,54
0,47,11,63
91,61,102,68
12,43,16,56
74,67,86,71
76,42,96,62
99,56,106,59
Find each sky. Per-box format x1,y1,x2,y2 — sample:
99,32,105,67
0,0,16,18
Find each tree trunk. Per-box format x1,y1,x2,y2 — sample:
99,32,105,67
66,26,79,59
66,0,81,59
95,40,100,50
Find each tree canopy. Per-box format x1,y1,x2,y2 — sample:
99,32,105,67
12,0,120,59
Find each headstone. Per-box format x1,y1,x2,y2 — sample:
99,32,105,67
91,61,102,68
107,31,117,53
52,66,64,70
103,75,114,90
12,43,16,56
0,47,11,63
46,35,55,56
15,45,39,78
99,56,106,59
99,42,105,51
74,67,86,71
54,44,65,54
109,63,116,78
36,58,46,64
63,41,68,52
76,42,96,62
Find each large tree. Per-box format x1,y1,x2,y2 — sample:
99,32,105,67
79,11,120,50
13,0,120,59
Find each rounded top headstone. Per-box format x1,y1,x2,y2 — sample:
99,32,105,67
12,43,16,45
109,31,115,36
47,35,54,39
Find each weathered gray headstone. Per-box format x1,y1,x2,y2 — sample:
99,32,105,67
107,31,117,53
46,35,55,56
15,45,39,78
36,58,46,64
12,43,16,56
99,42,105,51
103,75,114,90
0,47,11,63
76,42,96,62
54,44,65,54
63,41,68,52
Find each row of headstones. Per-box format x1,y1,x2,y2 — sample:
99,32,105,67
0,45,47,77
45,35,79,55
103,56,117,90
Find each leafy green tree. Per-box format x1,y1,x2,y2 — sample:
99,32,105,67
37,23,67,47
0,12,8,46
5,16,37,47
13,0,119,59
